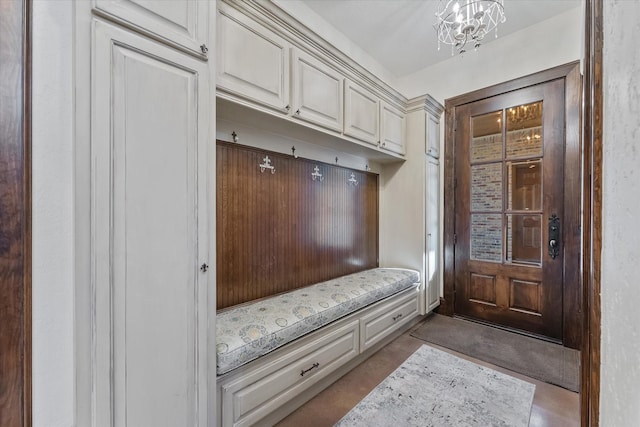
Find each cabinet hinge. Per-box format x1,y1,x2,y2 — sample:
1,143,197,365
454,178,457,189
453,234,457,245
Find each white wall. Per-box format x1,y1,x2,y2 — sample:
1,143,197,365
394,6,582,103
600,1,640,426
32,1,75,426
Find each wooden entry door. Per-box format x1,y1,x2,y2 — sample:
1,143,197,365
453,79,565,341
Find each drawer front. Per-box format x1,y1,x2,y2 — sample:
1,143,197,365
221,320,359,427
360,290,419,351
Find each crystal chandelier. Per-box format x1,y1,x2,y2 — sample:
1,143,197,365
435,0,506,54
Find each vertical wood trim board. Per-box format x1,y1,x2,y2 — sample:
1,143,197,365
216,141,379,309
0,0,32,425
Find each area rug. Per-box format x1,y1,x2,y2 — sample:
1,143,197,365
411,314,580,392
334,345,535,427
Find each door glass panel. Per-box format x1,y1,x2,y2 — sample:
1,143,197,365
506,214,542,264
471,111,503,162
506,101,542,159
471,163,502,211
507,160,542,211
470,213,502,263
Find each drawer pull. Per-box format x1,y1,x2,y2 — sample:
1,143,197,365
300,362,320,377
392,313,403,321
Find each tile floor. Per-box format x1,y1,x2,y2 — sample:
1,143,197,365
276,322,580,427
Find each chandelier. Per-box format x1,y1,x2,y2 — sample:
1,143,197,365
435,0,506,54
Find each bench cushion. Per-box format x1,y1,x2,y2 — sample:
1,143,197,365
216,268,420,375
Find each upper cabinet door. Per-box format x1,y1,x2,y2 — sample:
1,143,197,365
291,48,344,132
380,102,406,155
93,0,209,57
426,113,440,158
217,4,290,113
344,80,379,146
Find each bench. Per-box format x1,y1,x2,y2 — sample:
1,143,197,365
215,267,422,426
216,267,420,375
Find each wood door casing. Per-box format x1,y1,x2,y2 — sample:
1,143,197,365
0,0,31,425
442,62,583,349
454,79,566,341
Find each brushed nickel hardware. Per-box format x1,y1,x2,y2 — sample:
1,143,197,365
311,165,324,181
259,156,275,174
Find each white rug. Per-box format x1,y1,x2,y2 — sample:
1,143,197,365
335,345,535,427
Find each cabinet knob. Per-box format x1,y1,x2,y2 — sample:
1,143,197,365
200,44,208,54
295,109,301,115
285,104,290,111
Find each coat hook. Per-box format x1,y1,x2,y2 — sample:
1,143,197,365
231,131,238,143
335,156,339,164
291,146,298,159
365,164,370,171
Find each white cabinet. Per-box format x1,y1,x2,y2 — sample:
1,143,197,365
426,155,441,310
217,3,290,112
380,101,406,155
91,19,214,426
426,113,440,158
220,320,359,427
344,79,380,146
93,0,210,57
360,289,418,351
291,48,344,132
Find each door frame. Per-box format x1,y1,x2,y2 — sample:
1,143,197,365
0,0,32,425
442,61,582,348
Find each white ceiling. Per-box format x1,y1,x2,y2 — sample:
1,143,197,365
300,0,581,78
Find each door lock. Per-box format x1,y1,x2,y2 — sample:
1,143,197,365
548,214,560,259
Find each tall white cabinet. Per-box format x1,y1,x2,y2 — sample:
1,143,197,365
380,95,443,315
76,3,215,426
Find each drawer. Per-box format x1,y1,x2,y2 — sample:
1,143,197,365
360,289,419,351
220,320,359,427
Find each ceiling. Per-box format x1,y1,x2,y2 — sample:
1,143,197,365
300,0,581,78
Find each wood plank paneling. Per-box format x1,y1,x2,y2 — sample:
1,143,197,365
0,0,31,424
216,141,378,309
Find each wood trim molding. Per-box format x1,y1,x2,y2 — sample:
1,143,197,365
581,0,602,425
0,0,32,425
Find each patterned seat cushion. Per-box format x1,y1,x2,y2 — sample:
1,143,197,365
216,268,420,375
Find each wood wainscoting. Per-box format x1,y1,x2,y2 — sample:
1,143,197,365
216,141,379,309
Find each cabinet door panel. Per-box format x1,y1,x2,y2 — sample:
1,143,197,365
344,80,379,145
426,156,441,310
92,20,211,427
380,102,406,155
93,0,209,57
426,113,440,158
217,4,290,112
291,49,343,132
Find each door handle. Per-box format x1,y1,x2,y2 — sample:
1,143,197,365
549,214,560,259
